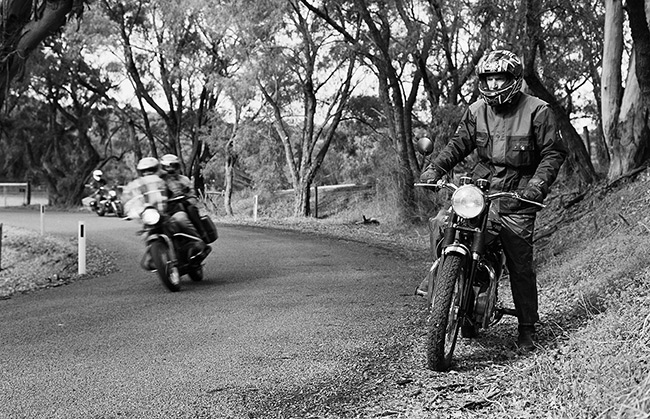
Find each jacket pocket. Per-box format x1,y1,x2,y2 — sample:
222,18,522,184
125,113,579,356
507,138,535,167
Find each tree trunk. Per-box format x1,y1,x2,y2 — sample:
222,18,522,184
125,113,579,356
609,0,650,178
224,152,235,217
601,0,624,175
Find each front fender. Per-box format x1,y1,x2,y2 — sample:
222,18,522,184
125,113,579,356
144,234,177,262
442,243,471,257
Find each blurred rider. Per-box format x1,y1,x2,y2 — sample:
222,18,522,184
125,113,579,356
159,154,210,244
124,157,209,261
88,169,108,208
418,49,567,351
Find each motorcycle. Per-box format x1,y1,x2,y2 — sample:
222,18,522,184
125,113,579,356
135,196,216,292
415,138,544,371
88,186,125,218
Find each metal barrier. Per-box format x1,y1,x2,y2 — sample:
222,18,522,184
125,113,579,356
0,183,29,206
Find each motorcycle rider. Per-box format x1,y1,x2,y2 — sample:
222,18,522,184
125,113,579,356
88,169,108,209
159,154,211,244
418,49,567,350
124,157,209,262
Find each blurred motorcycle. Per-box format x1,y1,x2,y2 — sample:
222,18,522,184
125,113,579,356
133,196,217,292
87,186,125,218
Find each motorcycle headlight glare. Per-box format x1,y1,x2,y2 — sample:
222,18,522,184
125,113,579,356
109,190,117,198
141,208,161,225
451,185,485,219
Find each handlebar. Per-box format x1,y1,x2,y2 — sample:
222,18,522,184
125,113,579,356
415,180,546,208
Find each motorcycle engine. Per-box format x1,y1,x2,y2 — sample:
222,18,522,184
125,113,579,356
472,262,498,328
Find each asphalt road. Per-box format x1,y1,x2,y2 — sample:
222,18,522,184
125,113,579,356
0,209,422,418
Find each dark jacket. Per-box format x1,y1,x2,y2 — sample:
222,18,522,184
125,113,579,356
431,92,567,213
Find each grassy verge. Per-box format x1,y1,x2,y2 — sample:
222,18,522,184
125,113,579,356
0,225,117,299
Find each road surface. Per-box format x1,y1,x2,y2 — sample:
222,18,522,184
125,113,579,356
0,209,423,418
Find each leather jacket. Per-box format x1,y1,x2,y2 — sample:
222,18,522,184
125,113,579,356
430,92,567,213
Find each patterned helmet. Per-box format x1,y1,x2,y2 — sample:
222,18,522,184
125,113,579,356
92,170,103,181
136,157,160,176
476,50,523,106
160,154,181,174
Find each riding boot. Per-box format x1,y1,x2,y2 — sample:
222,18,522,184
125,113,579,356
517,324,536,351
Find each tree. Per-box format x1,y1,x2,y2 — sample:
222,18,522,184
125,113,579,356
98,0,225,191
255,0,357,217
1,36,130,205
0,0,87,108
599,0,650,179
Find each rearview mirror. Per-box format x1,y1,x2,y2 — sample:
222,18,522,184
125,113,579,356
416,137,434,156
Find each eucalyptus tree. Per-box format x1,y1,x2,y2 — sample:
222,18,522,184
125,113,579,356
97,0,231,192
251,0,358,217
299,0,453,218
4,36,128,205
601,0,650,179
0,0,88,109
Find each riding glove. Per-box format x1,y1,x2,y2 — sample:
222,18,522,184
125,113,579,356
521,184,545,203
420,166,443,183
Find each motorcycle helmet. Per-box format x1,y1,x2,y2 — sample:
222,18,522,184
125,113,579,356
92,169,103,182
160,154,181,174
136,157,161,176
476,49,523,106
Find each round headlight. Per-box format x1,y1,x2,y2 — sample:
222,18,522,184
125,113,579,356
451,185,485,219
109,190,117,197
141,207,161,225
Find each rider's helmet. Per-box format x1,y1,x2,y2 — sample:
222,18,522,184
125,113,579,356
160,154,181,175
136,157,161,176
92,169,103,182
476,49,523,106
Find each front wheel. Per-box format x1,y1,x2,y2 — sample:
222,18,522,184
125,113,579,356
150,240,181,292
188,265,203,282
426,254,466,371
113,201,125,218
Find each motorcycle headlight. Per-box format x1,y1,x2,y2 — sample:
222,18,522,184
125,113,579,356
109,190,117,198
141,207,161,225
451,185,485,219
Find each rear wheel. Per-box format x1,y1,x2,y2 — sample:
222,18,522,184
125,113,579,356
150,240,181,292
426,254,466,371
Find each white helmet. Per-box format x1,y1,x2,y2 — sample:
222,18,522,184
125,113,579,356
136,157,160,176
160,154,181,174
92,170,103,182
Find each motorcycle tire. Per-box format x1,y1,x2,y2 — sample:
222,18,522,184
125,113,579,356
426,253,465,371
188,265,203,282
150,241,181,292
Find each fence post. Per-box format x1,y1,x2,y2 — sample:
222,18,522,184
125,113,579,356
253,195,258,222
0,223,3,271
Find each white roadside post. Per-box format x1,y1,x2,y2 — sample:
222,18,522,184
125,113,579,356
253,195,258,222
78,221,86,275
40,204,45,235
